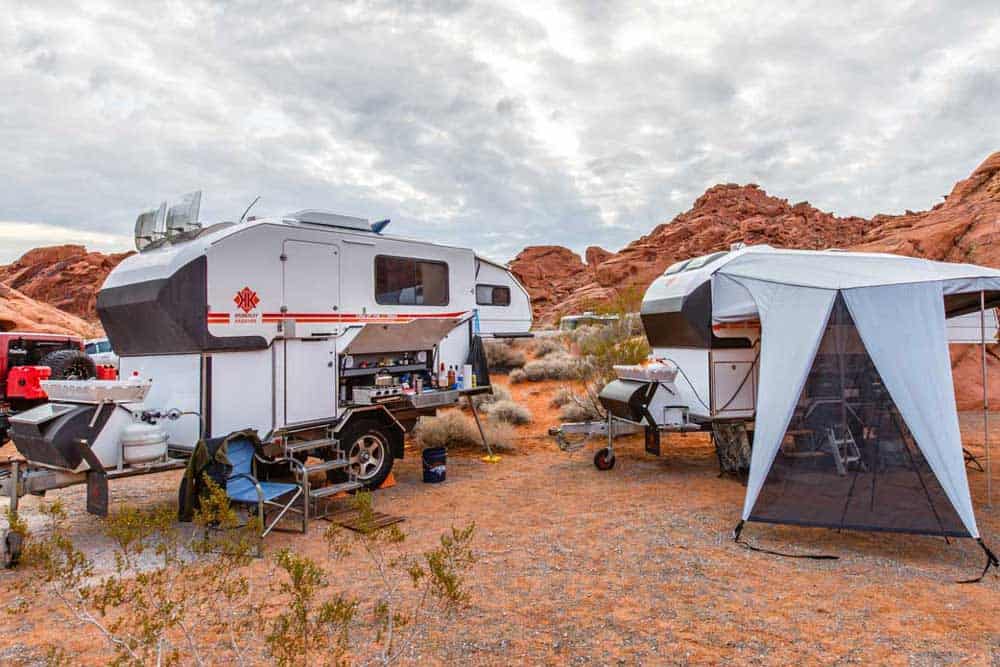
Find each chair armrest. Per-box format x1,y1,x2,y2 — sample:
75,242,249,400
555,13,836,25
254,454,307,481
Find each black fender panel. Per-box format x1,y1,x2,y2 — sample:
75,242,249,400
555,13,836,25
335,405,406,459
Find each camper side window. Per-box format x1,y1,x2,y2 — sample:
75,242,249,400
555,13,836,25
375,255,449,306
475,284,511,306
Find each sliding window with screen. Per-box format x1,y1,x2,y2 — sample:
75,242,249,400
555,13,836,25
475,284,511,306
375,255,449,306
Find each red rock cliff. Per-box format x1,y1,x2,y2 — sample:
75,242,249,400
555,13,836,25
0,245,132,323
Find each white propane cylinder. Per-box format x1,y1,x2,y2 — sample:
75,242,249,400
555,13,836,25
120,422,169,464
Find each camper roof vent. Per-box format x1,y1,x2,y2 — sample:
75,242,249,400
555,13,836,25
287,210,371,231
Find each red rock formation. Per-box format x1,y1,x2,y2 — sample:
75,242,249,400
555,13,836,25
508,152,1000,409
0,245,132,322
512,154,1000,324
0,283,101,338
511,183,873,321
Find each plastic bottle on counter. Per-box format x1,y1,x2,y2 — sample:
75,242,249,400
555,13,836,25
447,365,456,389
439,362,447,388
457,370,464,390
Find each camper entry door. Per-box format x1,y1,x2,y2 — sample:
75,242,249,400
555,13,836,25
282,240,341,425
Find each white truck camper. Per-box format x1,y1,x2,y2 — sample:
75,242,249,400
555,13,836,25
2,193,531,563
552,245,761,471
554,243,1000,478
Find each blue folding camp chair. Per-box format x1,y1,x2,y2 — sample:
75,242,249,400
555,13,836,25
225,438,306,548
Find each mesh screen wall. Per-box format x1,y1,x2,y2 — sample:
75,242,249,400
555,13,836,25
749,295,969,537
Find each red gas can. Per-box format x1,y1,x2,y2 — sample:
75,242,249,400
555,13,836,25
6,366,52,400
96,365,119,380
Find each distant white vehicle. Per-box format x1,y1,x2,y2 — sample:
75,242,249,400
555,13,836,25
84,337,119,368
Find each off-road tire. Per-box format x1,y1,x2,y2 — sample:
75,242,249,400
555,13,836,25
39,349,96,380
326,419,395,490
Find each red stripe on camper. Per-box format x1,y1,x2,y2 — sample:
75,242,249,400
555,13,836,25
207,311,468,324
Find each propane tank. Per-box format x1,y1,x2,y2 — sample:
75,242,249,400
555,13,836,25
120,422,168,464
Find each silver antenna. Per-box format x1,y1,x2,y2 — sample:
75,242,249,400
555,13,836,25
239,196,261,223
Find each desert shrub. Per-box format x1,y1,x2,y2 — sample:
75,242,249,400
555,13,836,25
623,312,645,336
413,409,519,452
413,410,481,449
521,352,581,382
575,323,650,386
484,339,526,371
559,398,603,422
483,421,518,452
508,368,527,384
470,383,511,408
532,336,565,358
549,386,575,408
484,399,532,425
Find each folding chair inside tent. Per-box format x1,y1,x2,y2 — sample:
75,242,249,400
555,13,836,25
226,438,305,542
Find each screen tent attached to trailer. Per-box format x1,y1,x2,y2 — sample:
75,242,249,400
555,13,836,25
704,246,999,575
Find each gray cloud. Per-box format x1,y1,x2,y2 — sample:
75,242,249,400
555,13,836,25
0,0,998,264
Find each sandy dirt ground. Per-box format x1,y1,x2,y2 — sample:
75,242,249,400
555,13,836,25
1,377,999,665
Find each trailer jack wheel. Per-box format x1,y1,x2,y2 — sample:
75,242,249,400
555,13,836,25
593,447,616,471
2,529,24,568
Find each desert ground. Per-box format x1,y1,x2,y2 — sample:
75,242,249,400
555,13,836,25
1,375,999,665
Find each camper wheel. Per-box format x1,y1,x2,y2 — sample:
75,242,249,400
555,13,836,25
593,447,616,471
327,419,395,490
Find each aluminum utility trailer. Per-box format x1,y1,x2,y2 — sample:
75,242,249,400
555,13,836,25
1,379,190,566
549,363,701,469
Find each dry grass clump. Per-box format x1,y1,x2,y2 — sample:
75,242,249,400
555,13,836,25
559,399,602,422
483,421,517,453
532,336,565,358
414,409,480,449
471,383,511,409
484,399,532,425
520,352,580,382
484,340,526,371
549,386,575,408
413,409,519,452
508,368,527,383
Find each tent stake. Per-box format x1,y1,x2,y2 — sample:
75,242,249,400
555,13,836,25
982,291,992,509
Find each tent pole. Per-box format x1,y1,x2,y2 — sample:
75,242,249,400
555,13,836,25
981,290,991,509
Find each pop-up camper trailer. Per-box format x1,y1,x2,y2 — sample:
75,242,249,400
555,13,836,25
1,193,531,554
554,244,999,572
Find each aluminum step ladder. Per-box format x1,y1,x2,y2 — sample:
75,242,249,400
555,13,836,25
824,425,861,476
282,429,364,528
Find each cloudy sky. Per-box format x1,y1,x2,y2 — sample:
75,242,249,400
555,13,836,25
1,1,998,264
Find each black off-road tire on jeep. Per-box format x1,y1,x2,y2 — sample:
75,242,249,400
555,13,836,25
325,419,395,490
39,349,96,380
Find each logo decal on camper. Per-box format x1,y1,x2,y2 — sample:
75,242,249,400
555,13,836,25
233,287,260,314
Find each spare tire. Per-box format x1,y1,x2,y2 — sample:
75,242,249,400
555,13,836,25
39,349,96,380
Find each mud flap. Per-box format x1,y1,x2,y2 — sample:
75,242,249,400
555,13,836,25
86,470,109,517
74,437,109,517
644,426,661,456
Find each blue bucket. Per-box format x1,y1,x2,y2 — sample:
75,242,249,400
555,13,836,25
422,447,447,483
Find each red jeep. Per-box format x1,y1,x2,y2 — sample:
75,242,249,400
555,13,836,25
0,332,96,444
